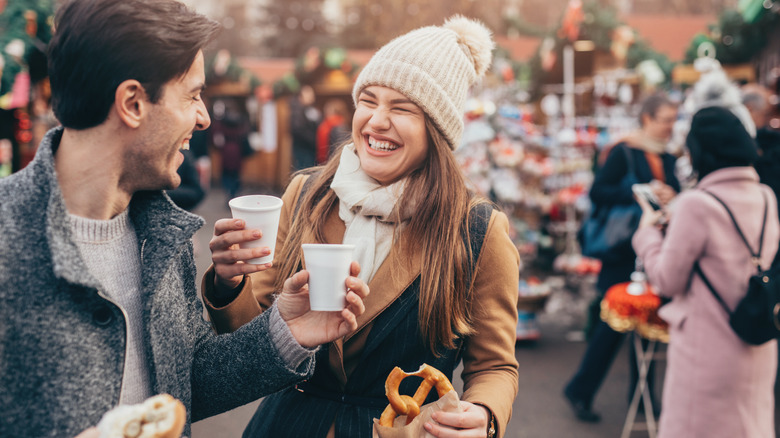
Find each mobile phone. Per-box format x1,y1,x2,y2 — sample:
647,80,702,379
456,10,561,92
632,184,662,211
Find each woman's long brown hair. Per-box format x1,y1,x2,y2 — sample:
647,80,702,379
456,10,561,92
273,118,485,354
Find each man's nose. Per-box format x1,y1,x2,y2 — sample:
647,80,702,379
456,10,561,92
195,100,210,131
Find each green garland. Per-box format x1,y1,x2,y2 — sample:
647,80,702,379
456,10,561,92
523,0,672,99
204,51,262,93
0,0,54,99
683,7,779,65
272,46,359,98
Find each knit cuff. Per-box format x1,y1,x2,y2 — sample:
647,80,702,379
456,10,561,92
267,304,318,369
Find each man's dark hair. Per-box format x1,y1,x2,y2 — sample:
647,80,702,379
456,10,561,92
48,0,220,129
638,93,675,127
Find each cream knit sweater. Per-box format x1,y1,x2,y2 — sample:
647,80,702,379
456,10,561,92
69,209,151,404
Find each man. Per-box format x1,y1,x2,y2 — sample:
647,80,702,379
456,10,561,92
0,1,367,437
566,93,680,422
743,85,780,204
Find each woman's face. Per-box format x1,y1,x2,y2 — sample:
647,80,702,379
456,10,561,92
352,86,429,185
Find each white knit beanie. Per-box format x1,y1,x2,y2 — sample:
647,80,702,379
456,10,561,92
684,62,757,138
352,15,494,150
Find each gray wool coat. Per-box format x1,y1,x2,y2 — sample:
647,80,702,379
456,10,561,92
0,128,315,438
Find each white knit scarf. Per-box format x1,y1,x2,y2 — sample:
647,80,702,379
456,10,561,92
330,143,411,283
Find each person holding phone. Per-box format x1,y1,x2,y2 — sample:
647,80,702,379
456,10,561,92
633,105,778,438
564,93,680,422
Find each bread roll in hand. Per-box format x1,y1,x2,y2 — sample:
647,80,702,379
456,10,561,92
97,394,186,438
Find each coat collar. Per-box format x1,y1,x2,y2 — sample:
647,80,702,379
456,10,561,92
696,166,760,190
310,202,422,382
33,127,204,288
306,204,423,339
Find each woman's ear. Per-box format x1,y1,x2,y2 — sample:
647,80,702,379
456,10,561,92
114,79,148,129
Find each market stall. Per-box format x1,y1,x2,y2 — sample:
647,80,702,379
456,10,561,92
236,47,370,191
0,0,54,178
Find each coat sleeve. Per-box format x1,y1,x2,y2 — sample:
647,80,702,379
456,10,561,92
460,210,520,438
189,302,315,421
632,191,710,298
176,234,313,421
590,144,636,206
202,174,308,333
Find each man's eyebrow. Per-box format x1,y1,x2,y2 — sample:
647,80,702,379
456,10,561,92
190,83,206,94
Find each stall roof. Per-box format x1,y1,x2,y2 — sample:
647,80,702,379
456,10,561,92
495,35,542,62
238,15,715,82
237,57,295,85
238,50,376,86
474,15,716,64
622,14,716,61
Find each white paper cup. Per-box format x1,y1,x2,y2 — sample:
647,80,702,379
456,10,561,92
228,195,284,265
302,244,355,311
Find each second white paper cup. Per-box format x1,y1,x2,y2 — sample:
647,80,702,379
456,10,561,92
302,243,355,311
228,195,284,265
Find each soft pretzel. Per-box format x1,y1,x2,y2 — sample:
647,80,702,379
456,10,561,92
97,394,186,438
378,364,455,427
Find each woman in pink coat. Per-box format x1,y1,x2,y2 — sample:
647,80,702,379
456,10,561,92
633,106,779,437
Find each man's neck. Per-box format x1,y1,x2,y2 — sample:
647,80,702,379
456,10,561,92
55,127,133,220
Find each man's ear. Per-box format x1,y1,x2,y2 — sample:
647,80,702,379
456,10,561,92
114,80,148,129
640,112,651,128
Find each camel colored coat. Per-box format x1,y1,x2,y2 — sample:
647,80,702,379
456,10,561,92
204,174,520,437
633,167,779,438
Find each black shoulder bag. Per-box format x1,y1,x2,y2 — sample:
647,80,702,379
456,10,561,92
578,146,642,263
693,189,780,345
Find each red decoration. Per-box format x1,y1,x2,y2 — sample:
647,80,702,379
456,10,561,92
601,281,669,342
558,0,584,42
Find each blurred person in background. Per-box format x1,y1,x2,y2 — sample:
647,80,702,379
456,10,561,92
564,93,680,422
743,85,780,225
211,98,251,200
633,105,778,438
290,84,321,171
316,98,350,164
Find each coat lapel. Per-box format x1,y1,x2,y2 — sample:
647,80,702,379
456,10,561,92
313,205,422,382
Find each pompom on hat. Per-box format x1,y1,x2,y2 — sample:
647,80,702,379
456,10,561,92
684,62,757,138
352,15,495,150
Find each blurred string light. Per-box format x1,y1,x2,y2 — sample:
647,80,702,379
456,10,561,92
286,17,299,30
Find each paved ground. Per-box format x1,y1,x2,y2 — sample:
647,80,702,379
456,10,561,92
188,185,778,438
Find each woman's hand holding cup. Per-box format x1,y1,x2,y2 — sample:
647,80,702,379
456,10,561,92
209,218,274,292
210,195,284,293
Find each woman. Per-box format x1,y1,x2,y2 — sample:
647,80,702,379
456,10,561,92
204,16,519,438
633,106,779,437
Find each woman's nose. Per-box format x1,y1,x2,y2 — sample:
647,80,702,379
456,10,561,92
368,108,391,130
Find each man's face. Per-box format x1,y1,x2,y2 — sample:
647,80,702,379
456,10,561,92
127,50,210,191
643,104,677,142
